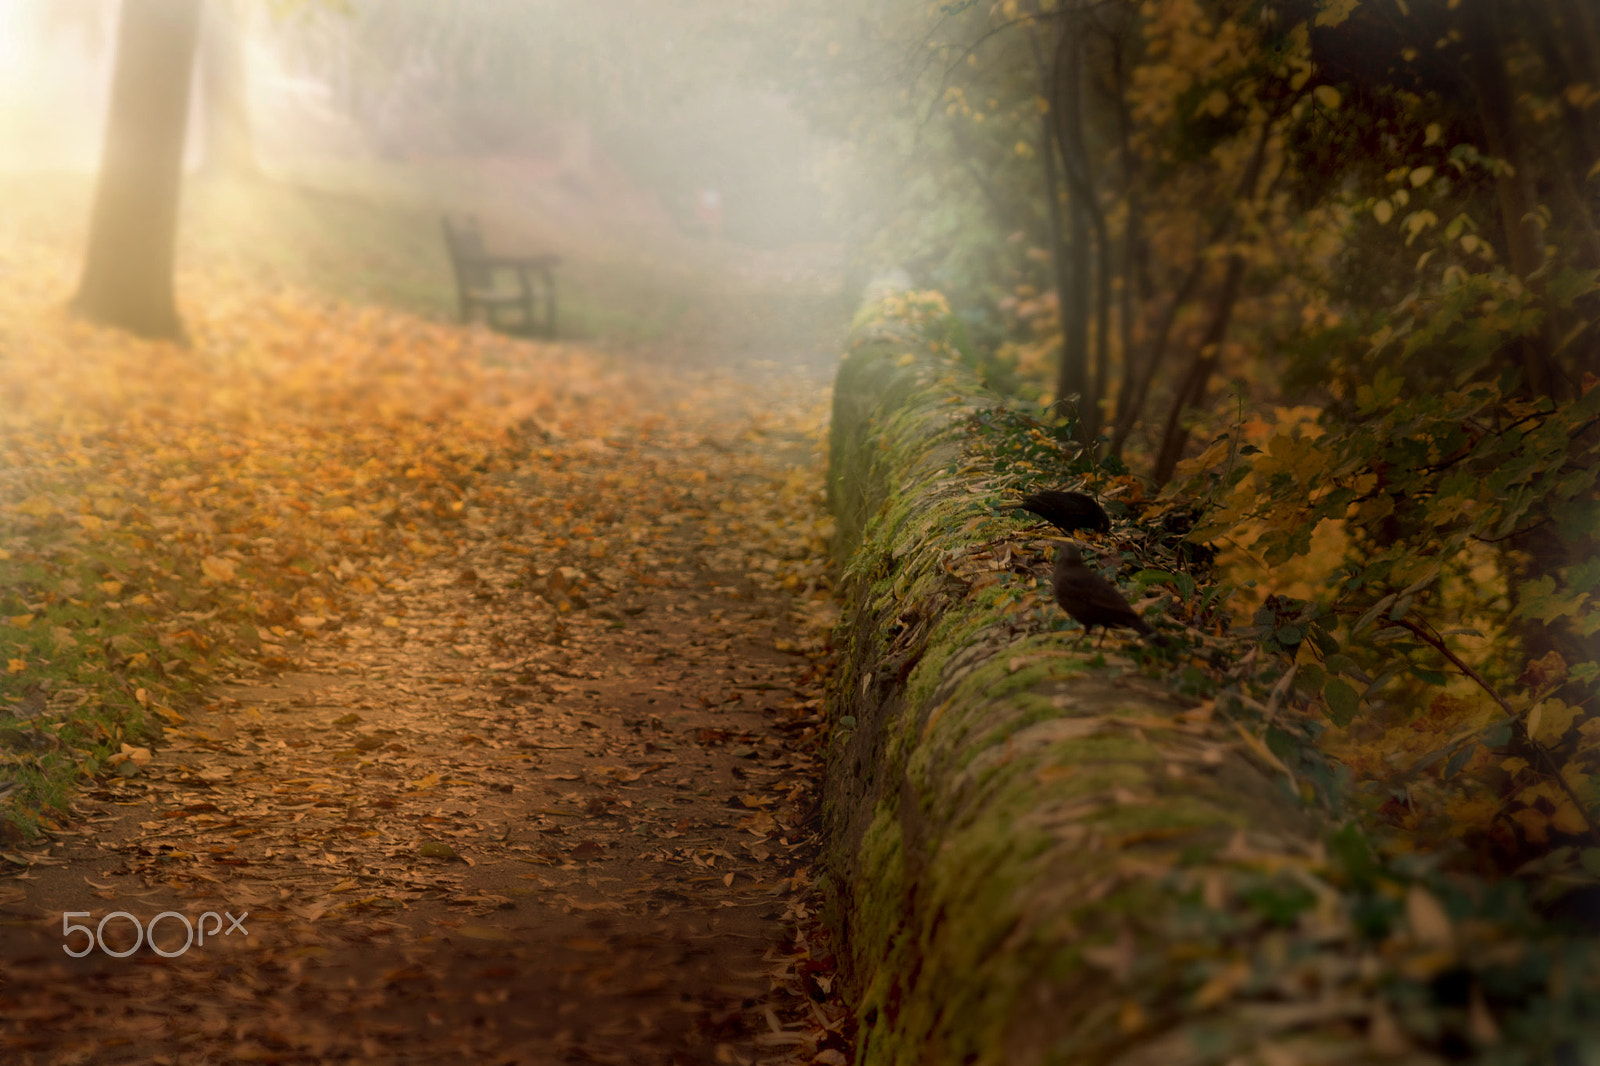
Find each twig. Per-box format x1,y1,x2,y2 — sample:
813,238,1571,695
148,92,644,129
1384,615,1600,847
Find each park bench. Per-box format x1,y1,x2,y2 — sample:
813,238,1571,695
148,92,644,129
441,214,559,338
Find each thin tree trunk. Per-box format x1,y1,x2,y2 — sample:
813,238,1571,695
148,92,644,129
1110,42,1140,448
1058,194,1092,424
1526,11,1600,269
1038,113,1081,412
1110,244,1205,457
1152,251,1247,484
1025,11,1086,425
1050,10,1111,442
72,0,203,342
1555,0,1600,96
1111,114,1275,457
1461,0,1557,398
1090,190,1112,445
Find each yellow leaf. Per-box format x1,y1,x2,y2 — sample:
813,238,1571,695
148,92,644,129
1313,84,1342,110
75,514,104,532
200,555,237,583
1313,0,1358,27
1405,885,1454,949
1460,234,1480,254
1533,699,1581,744
1512,806,1551,844
1199,89,1230,118
1373,199,1393,224
1424,122,1442,146
1194,959,1250,1008
458,925,511,941
1551,797,1590,836
6,659,25,674
1403,209,1439,243
1409,165,1434,186
6,614,34,630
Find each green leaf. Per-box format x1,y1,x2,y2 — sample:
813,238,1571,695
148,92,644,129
1276,624,1305,646
1411,667,1449,685
1443,743,1477,780
1327,823,1375,885
1324,679,1360,726
1352,593,1398,636
1133,569,1176,590
1326,654,1362,677
1299,663,1327,692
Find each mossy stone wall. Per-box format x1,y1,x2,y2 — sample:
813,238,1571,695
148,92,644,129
822,340,1429,1066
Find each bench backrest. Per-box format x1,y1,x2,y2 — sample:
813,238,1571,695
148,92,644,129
442,215,493,287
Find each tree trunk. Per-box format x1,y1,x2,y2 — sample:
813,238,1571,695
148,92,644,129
1152,251,1247,484
1037,118,1086,418
1026,15,1087,428
1111,111,1276,460
72,0,203,342
200,0,258,179
1109,45,1140,447
1461,0,1557,398
1050,13,1109,442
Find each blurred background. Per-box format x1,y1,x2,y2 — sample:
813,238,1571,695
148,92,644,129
0,0,846,343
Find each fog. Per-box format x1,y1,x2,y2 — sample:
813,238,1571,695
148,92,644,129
0,1,838,255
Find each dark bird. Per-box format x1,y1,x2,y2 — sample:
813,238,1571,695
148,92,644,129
1052,543,1152,645
1013,490,1111,535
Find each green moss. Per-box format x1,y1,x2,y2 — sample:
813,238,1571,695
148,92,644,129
823,306,1347,1065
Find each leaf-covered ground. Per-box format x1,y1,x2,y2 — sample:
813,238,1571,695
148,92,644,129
0,230,851,1063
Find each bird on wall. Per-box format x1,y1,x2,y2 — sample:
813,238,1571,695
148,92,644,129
1051,542,1153,645
1008,489,1111,535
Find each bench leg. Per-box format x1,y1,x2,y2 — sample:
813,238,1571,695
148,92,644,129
544,268,557,338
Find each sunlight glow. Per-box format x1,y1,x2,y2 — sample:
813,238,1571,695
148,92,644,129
0,0,115,171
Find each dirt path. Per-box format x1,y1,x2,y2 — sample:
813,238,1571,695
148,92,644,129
0,288,850,1063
